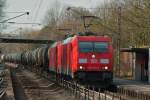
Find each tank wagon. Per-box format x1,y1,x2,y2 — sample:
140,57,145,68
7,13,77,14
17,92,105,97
1,47,49,67
1,35,113,87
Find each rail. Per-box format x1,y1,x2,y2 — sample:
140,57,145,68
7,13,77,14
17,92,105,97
0,78,7,98
0,78,3,85
0,88,6,98
0,70,8,99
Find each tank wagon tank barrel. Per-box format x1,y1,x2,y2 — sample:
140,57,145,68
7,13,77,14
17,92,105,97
0,46,49,67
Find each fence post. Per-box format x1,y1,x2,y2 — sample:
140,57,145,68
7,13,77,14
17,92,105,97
112,93,114,100
68,83,71,100
85,88,87,100
87,85,89,100
75,82,77,97
149,95,150,100
92,86,95,100
98,88,101,100
77,84,79,99
78,85,80,100
62,79,64,87
144,94,146,100
136,91,138,100
104,91,106,100
70,83,73,98
119,95,121,100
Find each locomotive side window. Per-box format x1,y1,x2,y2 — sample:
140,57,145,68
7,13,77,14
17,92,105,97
94,42,108,52
79,42,93,52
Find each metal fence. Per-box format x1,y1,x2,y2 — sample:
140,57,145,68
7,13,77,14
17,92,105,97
117,87,150,100
29,67,150,100
58,79,124,100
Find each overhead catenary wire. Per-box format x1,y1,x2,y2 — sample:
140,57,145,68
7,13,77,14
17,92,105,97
32,0,44,24
6,22,41,25
4,11,29,14
30,0,40,24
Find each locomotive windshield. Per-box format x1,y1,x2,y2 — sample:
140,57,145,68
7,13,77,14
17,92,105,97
94,42,108,52
78,42,93,52
79,42,108,53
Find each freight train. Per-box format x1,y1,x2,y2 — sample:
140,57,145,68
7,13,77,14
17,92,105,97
1,34,113,87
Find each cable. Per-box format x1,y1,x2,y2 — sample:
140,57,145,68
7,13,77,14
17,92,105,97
7,22,41,25
30,0,40,23
4,12,28,13
33,0,44,24
0,12,29,23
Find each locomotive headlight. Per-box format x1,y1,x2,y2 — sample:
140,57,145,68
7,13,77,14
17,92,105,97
104,66,108,70
79,66,83,69
79,59,87,63
100,59,109,64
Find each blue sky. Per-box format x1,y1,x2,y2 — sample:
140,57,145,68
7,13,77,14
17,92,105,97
3,0,107,33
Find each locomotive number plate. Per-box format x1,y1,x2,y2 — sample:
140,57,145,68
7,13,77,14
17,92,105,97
91,59,98,63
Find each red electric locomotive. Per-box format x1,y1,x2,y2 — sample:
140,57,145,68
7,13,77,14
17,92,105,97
49,35,113,86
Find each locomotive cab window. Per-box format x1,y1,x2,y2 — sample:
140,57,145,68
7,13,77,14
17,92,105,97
94,42,108,52
79,42,108,53
79,42,93,52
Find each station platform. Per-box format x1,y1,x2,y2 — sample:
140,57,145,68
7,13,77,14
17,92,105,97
114,78,150,95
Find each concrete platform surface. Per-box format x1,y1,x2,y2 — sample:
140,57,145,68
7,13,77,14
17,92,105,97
114,78,150,94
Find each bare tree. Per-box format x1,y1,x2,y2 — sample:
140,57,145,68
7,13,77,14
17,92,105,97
43,1,65,27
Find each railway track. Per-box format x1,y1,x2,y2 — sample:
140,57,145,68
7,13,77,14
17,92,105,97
0,70,8,99
37,68,150,100
11,68,79,100
11,68,121,100
30,68,124,100
11,67,150,100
